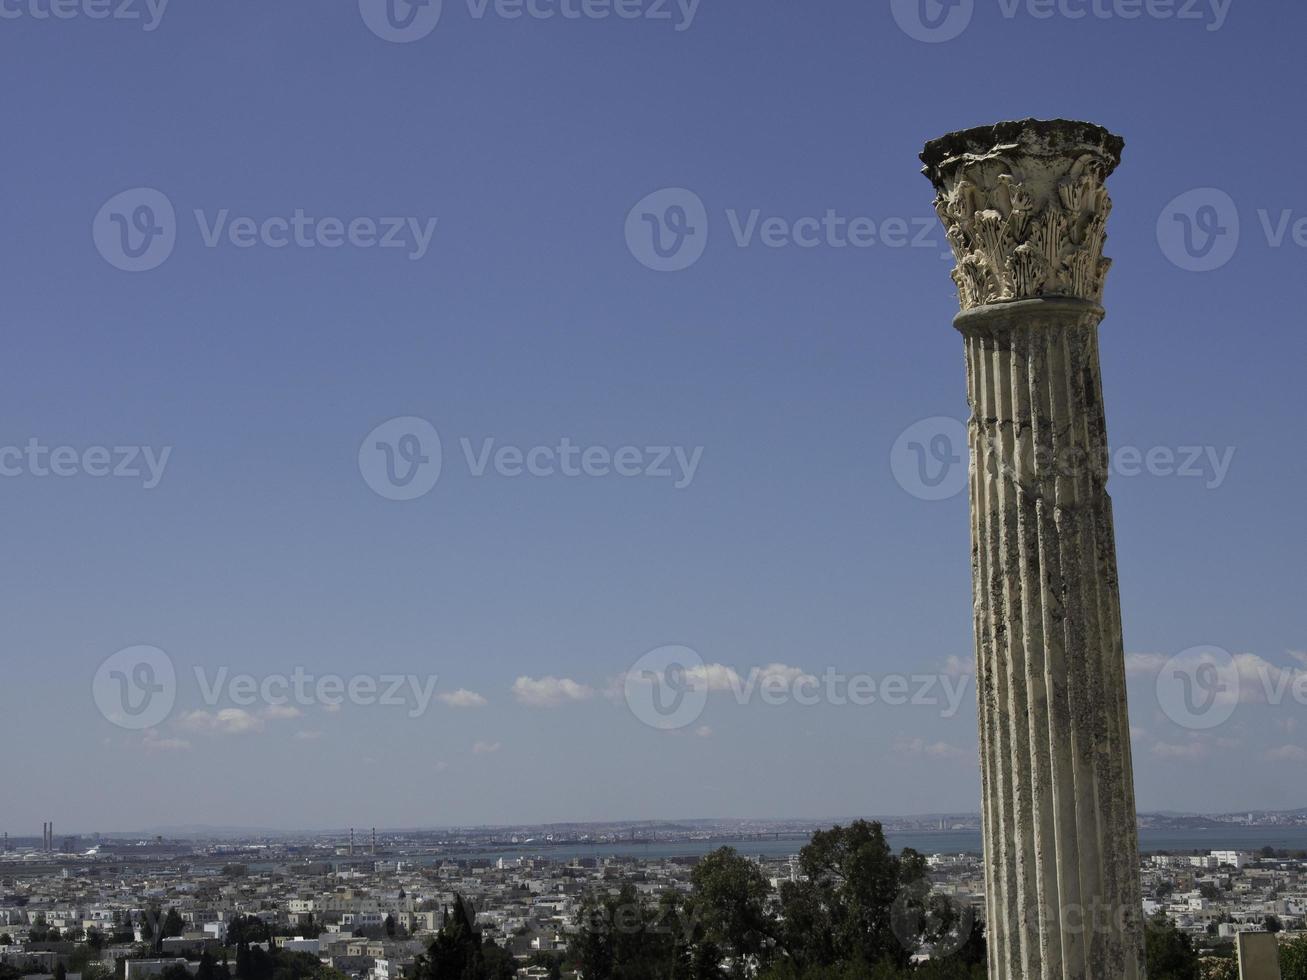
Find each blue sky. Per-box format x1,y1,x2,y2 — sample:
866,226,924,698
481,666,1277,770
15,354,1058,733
2,0,1304,833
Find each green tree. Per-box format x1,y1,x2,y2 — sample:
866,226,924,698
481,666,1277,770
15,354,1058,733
689,848,778,973
565,883,679,980
161,909,187,940
412,895,520,980
1264,915,1283,934
776,821,927,973
229,916,273,947
1145,913,1200,980
196,951,228,980
1281,934,1307,980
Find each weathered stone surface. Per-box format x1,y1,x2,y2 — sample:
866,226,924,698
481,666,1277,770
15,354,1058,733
922,119,1146,980
923,119,1123,312
1237,933,1284,980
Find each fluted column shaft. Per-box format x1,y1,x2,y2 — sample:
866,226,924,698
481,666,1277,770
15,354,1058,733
921,120,1146,980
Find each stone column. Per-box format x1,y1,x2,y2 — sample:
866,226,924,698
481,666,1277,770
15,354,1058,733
920,119,1146,980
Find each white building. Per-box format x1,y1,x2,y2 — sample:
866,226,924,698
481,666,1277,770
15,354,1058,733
1211,851,1248,870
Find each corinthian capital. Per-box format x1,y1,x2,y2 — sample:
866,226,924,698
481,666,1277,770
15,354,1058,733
921,118,1125,312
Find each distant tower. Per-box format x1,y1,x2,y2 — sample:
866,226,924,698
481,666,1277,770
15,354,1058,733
349,828,354,856
371,828,377,856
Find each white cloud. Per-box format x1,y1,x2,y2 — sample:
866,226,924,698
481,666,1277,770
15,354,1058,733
263,705,303,720
1125,653,1169,675
512,676,594,707
438,688,488,708
433,761,450,772
616,662,813,700
1231,652,1306,704
293,730,325,741
143,730,191,752
685,663,743,692
177,708,264,735
756,663,816,687
1269,745,1307,763
472,740,501,755
893,735,972,761
1150,740,1208,761
695,726,714,738
942,654,975,677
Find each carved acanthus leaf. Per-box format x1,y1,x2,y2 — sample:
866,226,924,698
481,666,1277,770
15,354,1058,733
930,155,1115,311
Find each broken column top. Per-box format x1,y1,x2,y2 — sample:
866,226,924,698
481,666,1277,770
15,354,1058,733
920,118,1125,190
